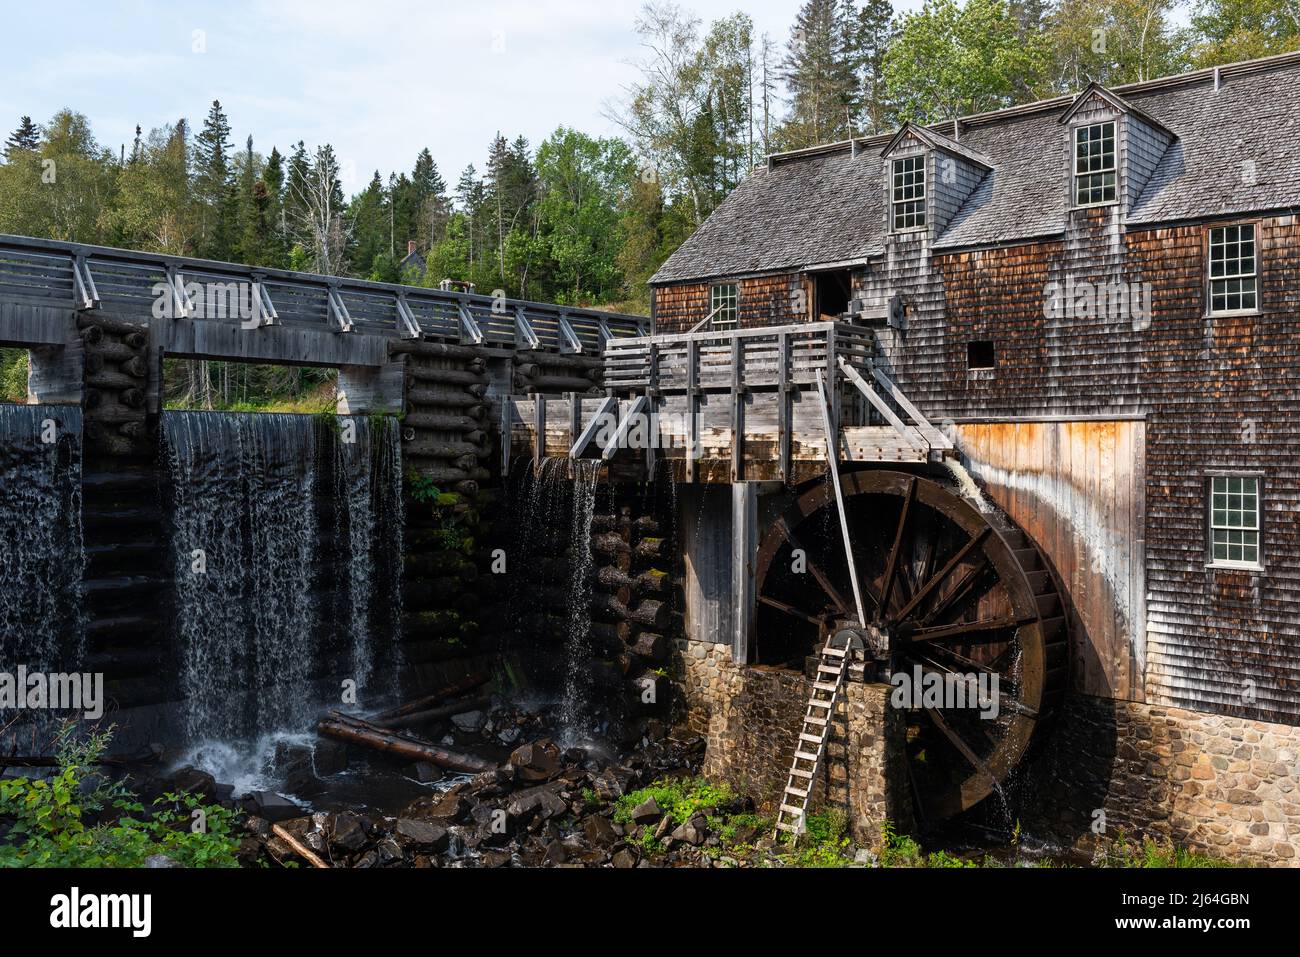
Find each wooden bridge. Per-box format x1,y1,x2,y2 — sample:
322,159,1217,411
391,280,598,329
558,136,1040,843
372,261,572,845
504,319,954,483
0,233,647,409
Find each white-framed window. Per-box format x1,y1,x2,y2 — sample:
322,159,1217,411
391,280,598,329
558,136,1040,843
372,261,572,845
1208,474,1262,568
1208,223,1258,314
710,282,738,328
891,155,926,230
1073,121,1117,206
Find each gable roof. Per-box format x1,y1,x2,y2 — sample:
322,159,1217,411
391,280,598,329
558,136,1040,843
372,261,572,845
882,121,994,170
650,50,1300,285
1058,81,1176,139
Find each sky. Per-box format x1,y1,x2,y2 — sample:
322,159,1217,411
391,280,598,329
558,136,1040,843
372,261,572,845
0,0,928,195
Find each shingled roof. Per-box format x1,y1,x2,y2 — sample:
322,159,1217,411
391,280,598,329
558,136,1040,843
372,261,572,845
650,51,1300,285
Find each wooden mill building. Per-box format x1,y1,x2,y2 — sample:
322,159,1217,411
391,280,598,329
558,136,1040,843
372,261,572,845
634,51,1300,862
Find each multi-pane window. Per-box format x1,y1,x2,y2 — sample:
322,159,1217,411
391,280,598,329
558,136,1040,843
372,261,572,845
709,283,737,328
1074,121,1117,206
892,156,926,230
1208,224,1258,314
1209,475,1261,567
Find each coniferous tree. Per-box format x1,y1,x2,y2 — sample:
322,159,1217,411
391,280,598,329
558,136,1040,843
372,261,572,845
778,0,857,148
193,100,236,259
4,116,41,157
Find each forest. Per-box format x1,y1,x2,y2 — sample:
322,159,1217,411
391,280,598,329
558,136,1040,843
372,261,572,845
0,0,1295,407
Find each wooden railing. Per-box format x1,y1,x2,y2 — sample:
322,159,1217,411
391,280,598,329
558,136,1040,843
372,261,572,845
602,320,875,394
0,233,647,351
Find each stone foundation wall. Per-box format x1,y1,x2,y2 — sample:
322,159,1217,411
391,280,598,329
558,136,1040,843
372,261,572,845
676,639,912,843
1016,694,1300,866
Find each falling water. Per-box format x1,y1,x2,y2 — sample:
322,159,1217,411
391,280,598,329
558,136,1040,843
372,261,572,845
559,459,600,740
0,404,84,674
334,415,404,697
164,411,321,741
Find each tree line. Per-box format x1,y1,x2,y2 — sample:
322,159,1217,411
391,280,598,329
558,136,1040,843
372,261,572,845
0,0,1294,402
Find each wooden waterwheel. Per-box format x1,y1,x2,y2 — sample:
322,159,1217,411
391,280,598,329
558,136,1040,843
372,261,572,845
753,468,1068,821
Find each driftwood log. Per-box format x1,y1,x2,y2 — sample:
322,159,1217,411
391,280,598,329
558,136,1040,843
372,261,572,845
316,712,497,774
368,673,491,723
271,822,330,869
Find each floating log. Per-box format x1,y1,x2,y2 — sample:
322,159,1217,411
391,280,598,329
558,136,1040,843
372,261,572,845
368,672,491,723
316,713,497,773
372,694,492,730
271,823,329,869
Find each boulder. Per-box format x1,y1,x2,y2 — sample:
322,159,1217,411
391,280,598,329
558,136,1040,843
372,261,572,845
583,815,618,846
313,739,349,775
166,766,217,802
611,848,638,868
479,849,512,868
330,813,370,854
241,791,301,824
506,785,568,823
410,761,444,784
630,796,662,825
508,739,561,782
451,710,485,732
395,818,450,853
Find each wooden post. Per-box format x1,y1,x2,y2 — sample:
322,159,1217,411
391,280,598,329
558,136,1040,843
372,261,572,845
731,482,758,664
686,338,698,483
533,395,545,467
778,331,791,482
731,336,744,482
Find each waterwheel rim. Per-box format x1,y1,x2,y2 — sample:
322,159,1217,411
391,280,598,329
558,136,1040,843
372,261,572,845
753,469,1066,822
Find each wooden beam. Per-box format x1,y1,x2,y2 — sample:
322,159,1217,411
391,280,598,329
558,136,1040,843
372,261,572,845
569,395,618,457
456,303,484,344
815,369,866,627
557,311,583,353
778,332,791,482
871,365,952,449
395,294,422,339
839,357,925,452
514,306,540,350
533,395,546,464
600,394,649,462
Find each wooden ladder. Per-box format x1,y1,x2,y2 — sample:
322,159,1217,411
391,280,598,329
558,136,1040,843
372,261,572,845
773,636,849,840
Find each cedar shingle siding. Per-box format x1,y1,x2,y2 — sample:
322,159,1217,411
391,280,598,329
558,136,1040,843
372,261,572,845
649,52,1300,725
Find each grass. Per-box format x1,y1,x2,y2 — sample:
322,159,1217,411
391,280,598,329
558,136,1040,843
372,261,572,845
613,776,734,827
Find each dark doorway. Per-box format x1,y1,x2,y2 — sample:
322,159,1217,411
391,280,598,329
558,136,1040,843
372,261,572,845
813,270,852,320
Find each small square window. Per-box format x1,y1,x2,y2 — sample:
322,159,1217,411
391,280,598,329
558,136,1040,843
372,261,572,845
709,283,737,328
1208,224,1258,314
967,340,995,370
1208,474,1262,567
1074,122,1116,206
892,156,926,231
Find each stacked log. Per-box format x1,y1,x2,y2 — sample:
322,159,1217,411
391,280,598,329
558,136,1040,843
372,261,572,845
512,349,603,395
393,339,494,497
76,314,152,456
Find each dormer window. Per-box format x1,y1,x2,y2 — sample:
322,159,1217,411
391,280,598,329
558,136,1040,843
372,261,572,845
1074,121,1117,206
891,156,926,230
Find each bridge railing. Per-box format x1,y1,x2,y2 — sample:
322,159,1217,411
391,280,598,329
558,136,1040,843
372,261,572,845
0,233,648,351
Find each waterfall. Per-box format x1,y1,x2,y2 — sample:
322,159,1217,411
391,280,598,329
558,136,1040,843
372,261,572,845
0,404,84,674
333,415,404,698
559,459,600,740
163,411,404,744
164,412,321,741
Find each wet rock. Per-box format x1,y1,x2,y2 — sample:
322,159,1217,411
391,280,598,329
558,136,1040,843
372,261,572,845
409,761,443,784
542,840,568,866
508,739,562,782
611,848,638,868
497,728,521,745
468,768,513,797
654,815,673,841
313,739,349,775
377,837,403,865
167,766,217,802
479,848,512,868
396,818,450,853
451,710,485,732
284,766,327,799
583,815,618,846
670,818,706,846
242,815,272,839
330,813,370,854
408,785,469,825
506,785,568,823
242,791,301,824
630,796,662,825
353,850,379,868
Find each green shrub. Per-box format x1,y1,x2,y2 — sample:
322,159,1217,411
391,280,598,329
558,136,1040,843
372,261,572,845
0,725,241,868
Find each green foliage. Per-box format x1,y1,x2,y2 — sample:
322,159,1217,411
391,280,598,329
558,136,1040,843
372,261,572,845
1,347,29,402
1095,831,1234,868
0,725,241,868
777,808,853,867
613,776,734,826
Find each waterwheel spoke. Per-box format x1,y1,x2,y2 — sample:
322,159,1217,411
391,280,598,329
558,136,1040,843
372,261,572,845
891,527,990,625
917,557,991,627
901,616,1019,643
876,476,916,624
904,649,1036,719
757,594,826,626
776,517,866,617
923,706,1000,786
